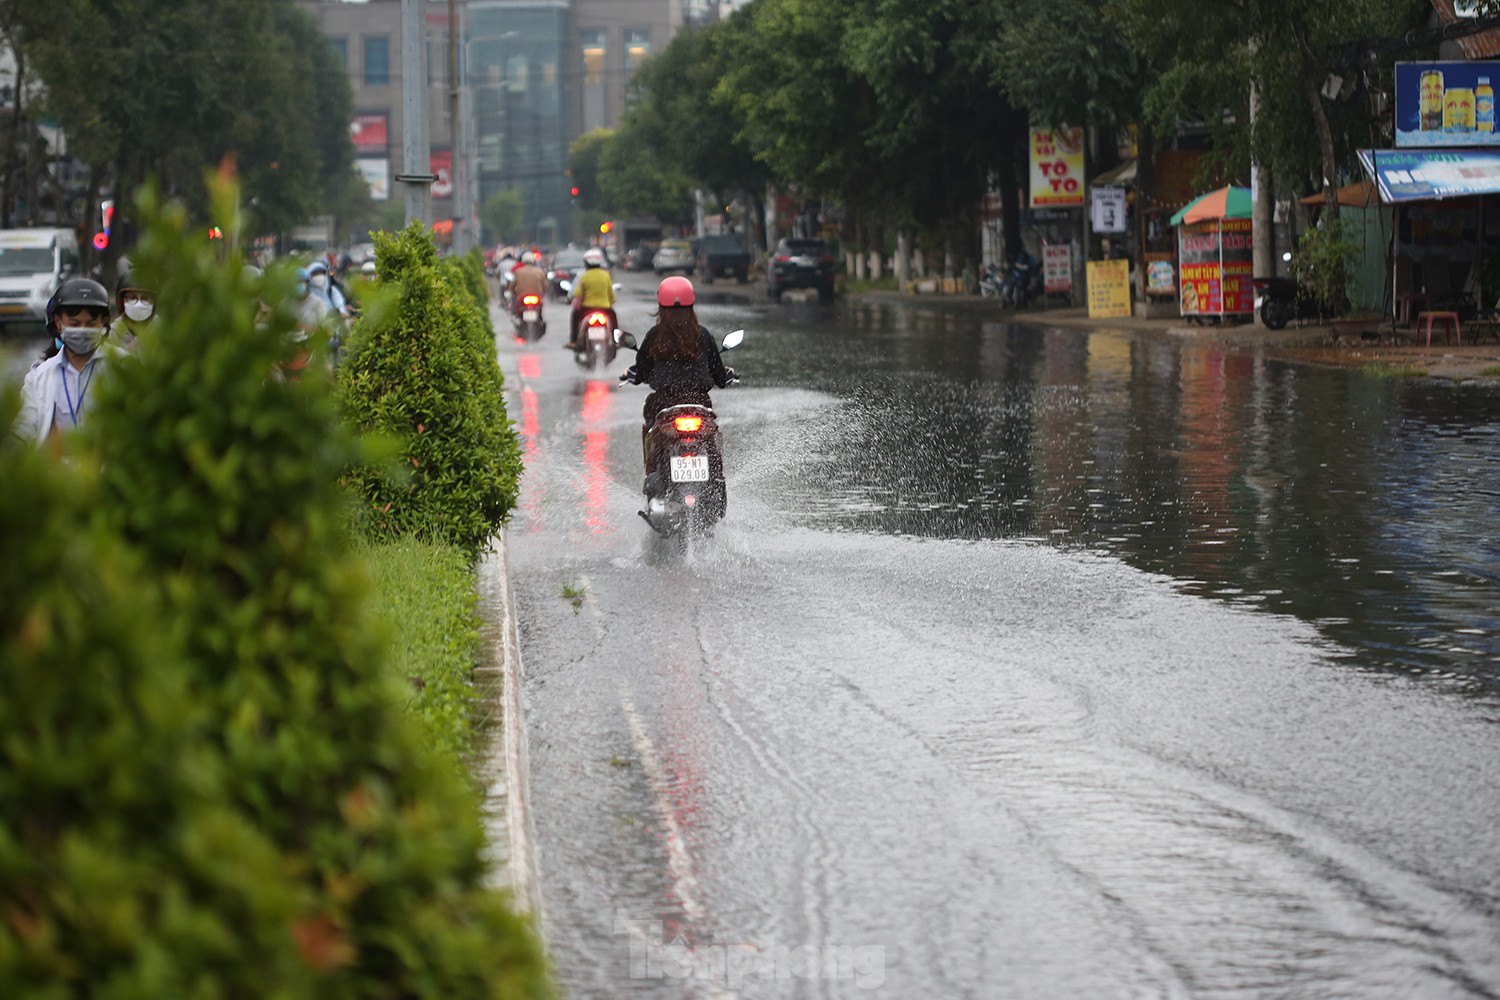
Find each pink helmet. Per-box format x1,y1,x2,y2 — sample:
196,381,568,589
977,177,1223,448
657,275,695,307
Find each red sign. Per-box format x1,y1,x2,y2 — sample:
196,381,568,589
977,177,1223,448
430,150,453,200
350,113,388,153
1177,218,1253,316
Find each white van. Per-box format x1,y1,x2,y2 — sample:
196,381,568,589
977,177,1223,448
0,228,82,329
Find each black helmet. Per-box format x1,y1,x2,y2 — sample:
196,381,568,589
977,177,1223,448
55,277,110,311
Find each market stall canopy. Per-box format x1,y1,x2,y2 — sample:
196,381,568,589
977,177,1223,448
1169,186,1252,226
1092,158,1137,187
1298,180,1379,209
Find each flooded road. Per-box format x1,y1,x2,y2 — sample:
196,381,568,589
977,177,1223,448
502,279,1500,998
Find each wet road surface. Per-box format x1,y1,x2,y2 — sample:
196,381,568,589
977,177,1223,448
502,277,1500,998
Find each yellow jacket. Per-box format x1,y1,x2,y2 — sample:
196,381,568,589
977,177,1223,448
570,267,615,309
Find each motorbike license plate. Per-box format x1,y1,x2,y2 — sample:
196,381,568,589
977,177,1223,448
670,455,709,482
589,326,607,342
523,309,538,321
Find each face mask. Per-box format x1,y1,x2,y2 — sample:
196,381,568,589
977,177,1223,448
310,273,328,288
123,300,154,322
60,325,105,355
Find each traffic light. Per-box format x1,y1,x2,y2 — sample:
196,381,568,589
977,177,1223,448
599,221,612,235
570,186,580,204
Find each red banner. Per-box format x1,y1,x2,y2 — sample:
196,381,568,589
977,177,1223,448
350,112,388,153
430,150,453,200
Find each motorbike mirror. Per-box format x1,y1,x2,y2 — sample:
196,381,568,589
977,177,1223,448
722,329,745,350
1281,251,1293,263
614,330,638,350
612,282,622,291
559,279,571,292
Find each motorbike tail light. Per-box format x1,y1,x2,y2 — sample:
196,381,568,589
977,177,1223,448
586,311,609,326
775,255,791,263
684,495,697,507
674,415,704,433
522,294,540,306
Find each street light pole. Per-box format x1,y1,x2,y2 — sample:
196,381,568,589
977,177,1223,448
399,0,432,226
447,0,469,253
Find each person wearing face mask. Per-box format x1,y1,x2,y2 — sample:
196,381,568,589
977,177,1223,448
13,278,113,448
112,269,156,350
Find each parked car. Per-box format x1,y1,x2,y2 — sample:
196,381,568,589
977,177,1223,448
767,237,836,302
0,227,82,331
626,240,659,272
696,233,752,284
653,239,695,276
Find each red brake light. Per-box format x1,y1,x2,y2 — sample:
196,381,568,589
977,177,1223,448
522,294,540,306
586,311,608,326
775,255,791,262
673,415,704,433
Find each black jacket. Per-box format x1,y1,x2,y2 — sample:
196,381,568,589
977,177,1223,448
633,325,731,394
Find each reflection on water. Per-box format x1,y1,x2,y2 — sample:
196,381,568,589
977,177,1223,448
753,299,1500,692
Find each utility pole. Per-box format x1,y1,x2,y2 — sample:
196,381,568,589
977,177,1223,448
1251,64,1274,321
447,0,467,253
398,0,432,227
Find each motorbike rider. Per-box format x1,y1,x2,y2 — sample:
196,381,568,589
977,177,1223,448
565,246,615,350
13,277,113,447
112,268,156,351
620,276,735,456
511,251,547,317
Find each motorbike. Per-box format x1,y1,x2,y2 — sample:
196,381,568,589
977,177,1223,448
1253,253,1330,330
573,305,620,368
978,263,1005,299
510,292,546,343
615,328,744,538
1001,255,1043,308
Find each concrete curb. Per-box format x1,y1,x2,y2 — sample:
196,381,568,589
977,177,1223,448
477,530,544,922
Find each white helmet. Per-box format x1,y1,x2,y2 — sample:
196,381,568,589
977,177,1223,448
583,247,605,267
522,250,537,264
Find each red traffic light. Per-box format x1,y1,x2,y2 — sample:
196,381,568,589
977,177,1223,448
570,186,580,197
599,221,612,234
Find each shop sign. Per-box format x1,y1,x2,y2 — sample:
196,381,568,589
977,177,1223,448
355,158,389,201
350,112,389,153
1043,242,1072,293
1030,128,1085,208
1177,219,1253,316
1086,259,1131,318
1359,147,1500,202
1091,186,1127,233
430,150,453,200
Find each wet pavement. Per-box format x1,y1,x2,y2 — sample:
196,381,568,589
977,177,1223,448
500,276,1500,998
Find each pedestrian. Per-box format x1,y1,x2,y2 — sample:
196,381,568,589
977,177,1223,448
12,278,114,449
112,268,156,351
565,246,615,350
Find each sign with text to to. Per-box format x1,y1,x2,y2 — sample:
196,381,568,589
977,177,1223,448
1030,128,1085,208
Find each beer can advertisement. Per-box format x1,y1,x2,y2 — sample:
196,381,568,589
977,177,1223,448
1396,61,1500,147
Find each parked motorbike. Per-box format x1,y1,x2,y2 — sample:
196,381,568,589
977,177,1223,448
1001,255,1043,308
1253,253,1330,330
616,328,744,538
510,292,545,343
978,263,1005,299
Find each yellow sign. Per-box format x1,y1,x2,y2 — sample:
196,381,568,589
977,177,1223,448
1086,259,1131,318
1030,127,1085,208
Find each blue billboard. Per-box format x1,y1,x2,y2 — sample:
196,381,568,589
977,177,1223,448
1359,148,1500,202
1395,61,1500,147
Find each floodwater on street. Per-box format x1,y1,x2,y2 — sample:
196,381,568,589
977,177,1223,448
504,278,1500,999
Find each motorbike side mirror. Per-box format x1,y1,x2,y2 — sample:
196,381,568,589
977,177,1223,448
614,330,638,350
559,279,572,293
613,282,622,291
722,329,745,350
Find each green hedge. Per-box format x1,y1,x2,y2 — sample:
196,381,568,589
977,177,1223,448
359,538,483,769
0,183,551,998
340,224,522,558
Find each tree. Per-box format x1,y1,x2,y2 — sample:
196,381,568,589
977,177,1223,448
568,128,612,212
481,188,525,244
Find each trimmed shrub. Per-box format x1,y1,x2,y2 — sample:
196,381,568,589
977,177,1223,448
340,224,522,558
0,183,552,998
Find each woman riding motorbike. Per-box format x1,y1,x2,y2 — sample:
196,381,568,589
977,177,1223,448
621,276,736,451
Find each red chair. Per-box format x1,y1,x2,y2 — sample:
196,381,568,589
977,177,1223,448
1416,311,1461,347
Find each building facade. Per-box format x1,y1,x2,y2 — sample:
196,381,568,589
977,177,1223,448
298,0,706,248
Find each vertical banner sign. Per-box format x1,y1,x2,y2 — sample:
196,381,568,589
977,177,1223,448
350,112,390,154
1395,61,1500,148
1178,221,1221,316
1086,259,1131,318
1030,128,1085,208
1043,243,1073,294
1091,186,1127,233
430,150,453,200
1219,217,1253,314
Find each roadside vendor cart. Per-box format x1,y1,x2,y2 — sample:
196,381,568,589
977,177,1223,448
1171,186,1254,325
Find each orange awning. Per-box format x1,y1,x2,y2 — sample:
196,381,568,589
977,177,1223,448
1298,180,1379,209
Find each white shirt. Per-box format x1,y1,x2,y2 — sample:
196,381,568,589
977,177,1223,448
13,350,105,445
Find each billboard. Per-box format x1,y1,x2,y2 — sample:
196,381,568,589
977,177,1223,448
1395,61,1500,147
431,150,453,200
355,158,389,201
1030,128,1085,208
350,112,389,154
1359,147,1500,202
